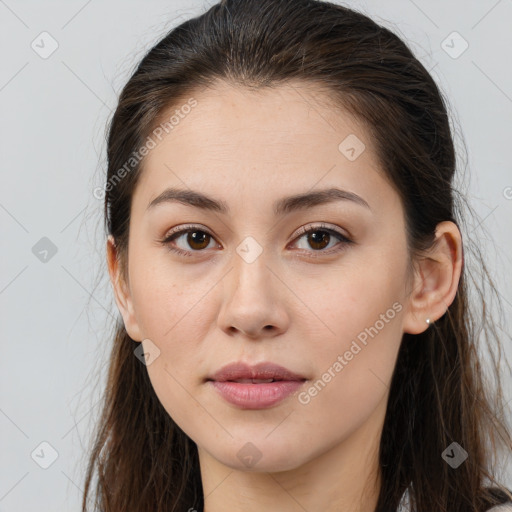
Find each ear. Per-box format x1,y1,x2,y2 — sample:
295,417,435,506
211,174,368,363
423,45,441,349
402,221,463,335
106,235,143,342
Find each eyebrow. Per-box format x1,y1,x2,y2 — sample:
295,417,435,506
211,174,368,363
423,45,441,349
146,186,371,216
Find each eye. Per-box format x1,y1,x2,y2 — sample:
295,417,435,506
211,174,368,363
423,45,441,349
290,223,353,256
160,224,218,257
160,222,354,258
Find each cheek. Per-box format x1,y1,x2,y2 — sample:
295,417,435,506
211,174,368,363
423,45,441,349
128,256,215,380
290,254,405,344
133,271,212,428
295,304,403,443
129,252,209,343
291,249,406,406
145,358,206,433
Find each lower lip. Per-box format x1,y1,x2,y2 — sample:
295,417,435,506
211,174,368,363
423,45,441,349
208,380,305,409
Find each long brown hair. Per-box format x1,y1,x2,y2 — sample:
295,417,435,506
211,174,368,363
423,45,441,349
82,1,512,510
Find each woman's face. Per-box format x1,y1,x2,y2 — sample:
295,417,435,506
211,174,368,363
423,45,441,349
111,81,417,473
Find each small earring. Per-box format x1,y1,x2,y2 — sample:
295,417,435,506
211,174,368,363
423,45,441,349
426,318,431,325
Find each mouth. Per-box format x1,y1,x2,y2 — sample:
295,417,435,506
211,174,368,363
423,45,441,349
224,378,281,383
206,361,307,409
206,361,307,383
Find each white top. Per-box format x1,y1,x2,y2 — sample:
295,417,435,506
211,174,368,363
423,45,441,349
397,487,512,512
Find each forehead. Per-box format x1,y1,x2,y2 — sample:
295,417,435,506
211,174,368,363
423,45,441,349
147,81,373,157
133,81,392,215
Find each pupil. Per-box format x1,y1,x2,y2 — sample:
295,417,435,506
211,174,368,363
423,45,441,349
189,231,209,249
309,231,329,250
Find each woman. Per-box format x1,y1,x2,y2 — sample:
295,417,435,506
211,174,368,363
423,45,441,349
83,0,512,510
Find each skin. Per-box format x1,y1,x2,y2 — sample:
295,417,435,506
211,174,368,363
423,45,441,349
106,81,463,512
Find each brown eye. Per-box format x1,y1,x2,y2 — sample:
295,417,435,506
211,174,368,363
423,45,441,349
183,230,211,250
164,229,212,251
304,230,331,251
292,224,352,255
164,228,217,254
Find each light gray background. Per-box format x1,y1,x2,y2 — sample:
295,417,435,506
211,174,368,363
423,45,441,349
1,0,511,510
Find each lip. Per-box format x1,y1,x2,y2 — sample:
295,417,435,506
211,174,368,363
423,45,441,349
206,361,307,410
208,361,306,382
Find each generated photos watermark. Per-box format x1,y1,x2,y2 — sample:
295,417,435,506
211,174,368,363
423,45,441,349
93,97,198,200
298,301,403,405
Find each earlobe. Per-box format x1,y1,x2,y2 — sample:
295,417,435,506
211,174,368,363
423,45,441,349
106,235,143,342
402,221,463,335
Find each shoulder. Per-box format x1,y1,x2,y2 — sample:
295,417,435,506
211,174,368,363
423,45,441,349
485,486,512,512
486,504,512,512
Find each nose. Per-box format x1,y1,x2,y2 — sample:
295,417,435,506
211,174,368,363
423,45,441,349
216,248,290,340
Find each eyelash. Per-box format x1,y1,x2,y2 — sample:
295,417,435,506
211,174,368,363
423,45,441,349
159,223,354,259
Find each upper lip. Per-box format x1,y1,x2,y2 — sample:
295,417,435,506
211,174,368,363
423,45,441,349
207,362,307,382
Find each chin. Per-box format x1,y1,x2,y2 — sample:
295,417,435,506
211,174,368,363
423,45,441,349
205,436,309,473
